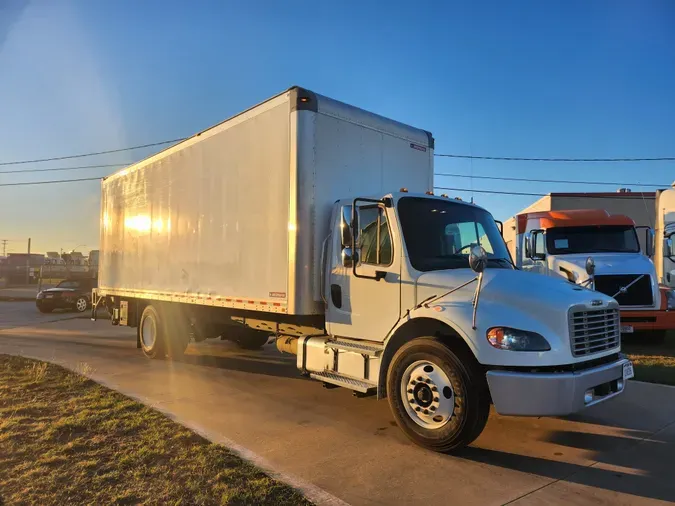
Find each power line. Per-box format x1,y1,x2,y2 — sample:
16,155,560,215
434,172,669,188
0,139,186,166
434,186,657,199
0,177,101,187
434,153,675,162
0,163,126,175
0,135,673,166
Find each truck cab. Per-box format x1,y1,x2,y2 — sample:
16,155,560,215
509,209,675,341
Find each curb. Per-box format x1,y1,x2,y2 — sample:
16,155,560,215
0,296,35,302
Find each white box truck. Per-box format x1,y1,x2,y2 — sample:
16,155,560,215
94,87,632,452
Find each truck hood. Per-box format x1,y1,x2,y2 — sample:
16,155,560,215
550,253,654,283
414,268,619,367
416,268,612,315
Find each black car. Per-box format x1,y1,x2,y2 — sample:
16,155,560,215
36,278,96,313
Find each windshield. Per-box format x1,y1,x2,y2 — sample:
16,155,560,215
397,197,512,272
546,226,640,254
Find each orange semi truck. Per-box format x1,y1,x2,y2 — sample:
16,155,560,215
504,209,675,342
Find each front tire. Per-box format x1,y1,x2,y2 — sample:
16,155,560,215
75,296,88,313
387,337,490,453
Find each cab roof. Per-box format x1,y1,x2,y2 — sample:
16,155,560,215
517,209,635,234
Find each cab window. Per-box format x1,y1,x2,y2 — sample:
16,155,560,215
359,206,392,265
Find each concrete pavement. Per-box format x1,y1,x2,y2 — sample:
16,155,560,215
0,285,39,301
1,301,675,505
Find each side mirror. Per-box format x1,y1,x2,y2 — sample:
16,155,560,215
646,228,655,258
340,206,352,248
666,237,674,258
469,245,488,273
525,229,546,260
585,256,595,276
351,207,360,249
342,247,357,268
495,220,504,237
636,226,655,258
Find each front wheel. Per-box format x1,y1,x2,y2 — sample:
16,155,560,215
74,297,88,313
387,337,490,453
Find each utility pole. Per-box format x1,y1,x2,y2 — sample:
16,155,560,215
1,239,7,257
25,238,31,285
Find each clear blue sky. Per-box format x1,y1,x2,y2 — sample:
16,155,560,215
1,0,673,253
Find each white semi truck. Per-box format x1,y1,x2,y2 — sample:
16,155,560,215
93,87,633,452
504,209,675,342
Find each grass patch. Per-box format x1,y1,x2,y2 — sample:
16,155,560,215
0,354,311,505
623,333,675,386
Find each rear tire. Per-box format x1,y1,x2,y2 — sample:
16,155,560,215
387,337,490,453
139,305,165,359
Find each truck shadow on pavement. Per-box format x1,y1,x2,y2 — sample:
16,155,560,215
458,436,675,502
179,346,304,380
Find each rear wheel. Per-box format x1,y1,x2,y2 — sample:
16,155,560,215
139,305,165,359
387,337,490,453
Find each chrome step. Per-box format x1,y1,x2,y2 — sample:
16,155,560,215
310,371,377,393
327,339,383,356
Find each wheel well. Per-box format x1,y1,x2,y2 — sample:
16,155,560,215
378,318,475,399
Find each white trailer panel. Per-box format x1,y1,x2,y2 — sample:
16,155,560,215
98,88,433,315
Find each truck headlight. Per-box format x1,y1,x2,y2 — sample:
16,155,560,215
667,290,675,310
486,327,551,351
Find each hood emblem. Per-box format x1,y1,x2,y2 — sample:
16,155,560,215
591,300,603,306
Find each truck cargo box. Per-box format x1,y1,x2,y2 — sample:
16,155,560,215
99,87,434,315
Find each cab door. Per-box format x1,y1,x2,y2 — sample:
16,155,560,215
325,201,401,342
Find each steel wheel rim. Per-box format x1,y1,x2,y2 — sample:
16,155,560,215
76,298,87,312
142,315,156,349
400,360,455,429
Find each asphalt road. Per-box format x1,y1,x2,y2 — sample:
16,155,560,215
2,301,675,505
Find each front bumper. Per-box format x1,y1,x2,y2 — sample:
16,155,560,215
36,298,74,309
621,309,675,332
486,357,631,416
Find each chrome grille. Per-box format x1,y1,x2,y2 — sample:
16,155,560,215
569,308,620,357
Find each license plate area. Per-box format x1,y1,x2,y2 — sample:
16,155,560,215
623,361,634,380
